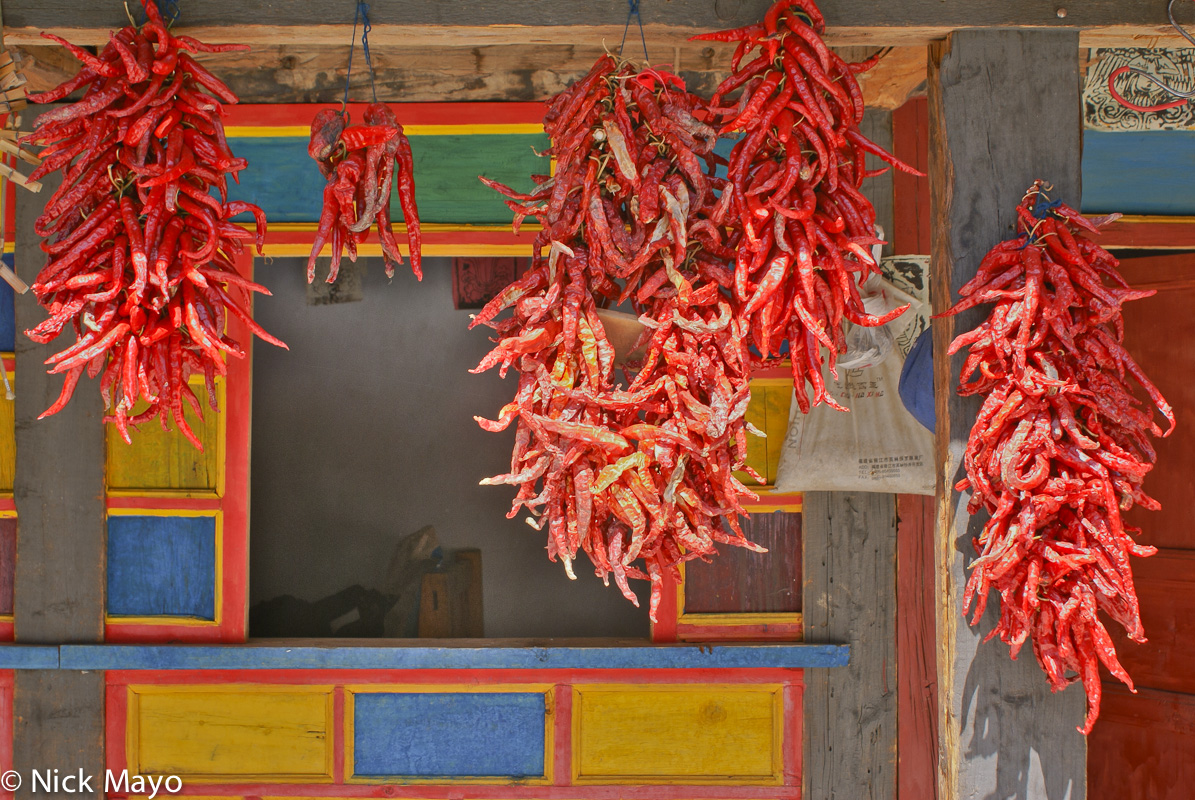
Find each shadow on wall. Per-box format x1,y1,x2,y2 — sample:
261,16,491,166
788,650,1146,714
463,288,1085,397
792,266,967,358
248,257,649,639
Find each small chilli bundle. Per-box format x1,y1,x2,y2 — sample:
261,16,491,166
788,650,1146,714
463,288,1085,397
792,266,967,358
473,56,763,620
697,0,919,411
23,0,284,448
307,103,421,283
940,182,1174,733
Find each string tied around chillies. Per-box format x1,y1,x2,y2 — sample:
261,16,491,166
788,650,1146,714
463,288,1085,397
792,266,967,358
619,0,650,64
340,0,378,119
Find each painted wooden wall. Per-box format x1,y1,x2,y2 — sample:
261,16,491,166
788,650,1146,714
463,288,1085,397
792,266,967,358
104,669,803,797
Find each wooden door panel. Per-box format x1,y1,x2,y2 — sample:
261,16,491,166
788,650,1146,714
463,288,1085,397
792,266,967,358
1089,685,1195,800
1105,548,1195,695
1117,255,1195,552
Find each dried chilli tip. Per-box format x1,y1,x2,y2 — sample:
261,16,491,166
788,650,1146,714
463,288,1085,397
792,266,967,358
306,102,422,282
474,56,763,619
940,180,1172,734
699,0,921,411
25,0,284,449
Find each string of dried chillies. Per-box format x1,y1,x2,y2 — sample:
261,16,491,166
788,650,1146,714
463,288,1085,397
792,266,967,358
473,56,763,619
23,0,285,448
307,104,421,283
697,0,919,410
940,182,1174,733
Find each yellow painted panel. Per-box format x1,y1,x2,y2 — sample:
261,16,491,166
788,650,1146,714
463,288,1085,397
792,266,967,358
762,385,793,485
0,369,13,493
131,686,333,781
573,685,782,784
106,376,223,494
735,384,769,488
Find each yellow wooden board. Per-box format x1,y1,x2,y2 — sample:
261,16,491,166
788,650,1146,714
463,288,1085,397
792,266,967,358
106,376,224,495
735,380,794,488
128,685,334,781
572,685,783,784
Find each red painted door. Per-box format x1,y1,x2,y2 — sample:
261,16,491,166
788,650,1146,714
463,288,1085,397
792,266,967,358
1088,251,1195,798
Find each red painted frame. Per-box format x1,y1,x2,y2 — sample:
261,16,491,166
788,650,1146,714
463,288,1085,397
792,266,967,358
0,671,10,800
105,668,804,800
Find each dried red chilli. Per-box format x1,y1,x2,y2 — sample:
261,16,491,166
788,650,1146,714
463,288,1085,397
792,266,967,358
23,0,285,448
698,0,920,411
306,103,422,283
940,181,1174,733
474,56,763,619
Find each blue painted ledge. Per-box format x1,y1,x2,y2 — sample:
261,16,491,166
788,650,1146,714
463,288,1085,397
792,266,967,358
59,642,848,671
0,646,60,669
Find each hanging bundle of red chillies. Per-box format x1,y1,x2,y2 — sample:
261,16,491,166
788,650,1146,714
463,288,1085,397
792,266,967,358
941,182,1174,733
474,56,763,619
21,0,285,448
697,0,919,411
307,103,421,283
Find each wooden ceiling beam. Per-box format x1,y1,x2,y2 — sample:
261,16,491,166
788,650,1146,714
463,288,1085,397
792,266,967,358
0,0,1189,49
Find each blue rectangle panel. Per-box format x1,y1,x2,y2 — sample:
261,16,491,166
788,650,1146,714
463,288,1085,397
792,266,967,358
107,515,217,619
1083,130,1195,215
353,692,546,778
0,254,14,352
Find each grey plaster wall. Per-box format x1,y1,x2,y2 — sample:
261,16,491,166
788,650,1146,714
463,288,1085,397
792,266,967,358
249,257,649,639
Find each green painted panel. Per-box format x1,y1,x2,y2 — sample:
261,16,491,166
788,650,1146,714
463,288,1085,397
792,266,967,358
224,133,549,225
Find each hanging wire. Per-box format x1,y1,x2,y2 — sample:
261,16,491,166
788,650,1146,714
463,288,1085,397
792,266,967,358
619,0,650,65
1108,0,1195,113
340,1,377,114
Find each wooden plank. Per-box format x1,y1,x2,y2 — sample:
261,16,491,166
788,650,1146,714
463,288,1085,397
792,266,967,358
0,517,16,616
13,671,104,800
13,106,105,642
1101,548,1195,696
929,29,1086,800
1101,217,1195,249
897,494,939,800
58,642,851,671
893,97,931,256
1088,685,1195,800
801,104,897,800
573,685,782,783
801,492,897,800
684,512,802,615
1,0,1188,48
1116,252,1195,551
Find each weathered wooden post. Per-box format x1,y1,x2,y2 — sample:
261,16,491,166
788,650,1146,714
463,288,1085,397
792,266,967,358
929,30,1086,799
13,111,106,799
802,105,899,800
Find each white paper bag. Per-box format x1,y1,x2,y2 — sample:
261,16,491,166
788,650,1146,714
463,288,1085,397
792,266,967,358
774,256,935,495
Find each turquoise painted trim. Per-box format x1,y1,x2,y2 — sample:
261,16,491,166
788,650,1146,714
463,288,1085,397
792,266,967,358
354,692,546,778
1083,130,1195,215
0,646,61,669
59,643,848,670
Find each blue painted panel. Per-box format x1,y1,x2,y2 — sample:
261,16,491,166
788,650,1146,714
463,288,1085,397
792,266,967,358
0,254,14,352
1083,131,1195,215
354,692,545,778
106,515,217,619
225,134,548,225
58,642,850,670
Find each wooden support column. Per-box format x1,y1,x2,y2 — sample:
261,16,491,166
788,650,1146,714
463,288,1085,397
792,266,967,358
12,109,105,798
929,30,1085,800
802,106,898,800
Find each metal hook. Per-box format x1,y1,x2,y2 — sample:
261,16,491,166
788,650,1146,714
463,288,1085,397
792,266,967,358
1108,0,1195,112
